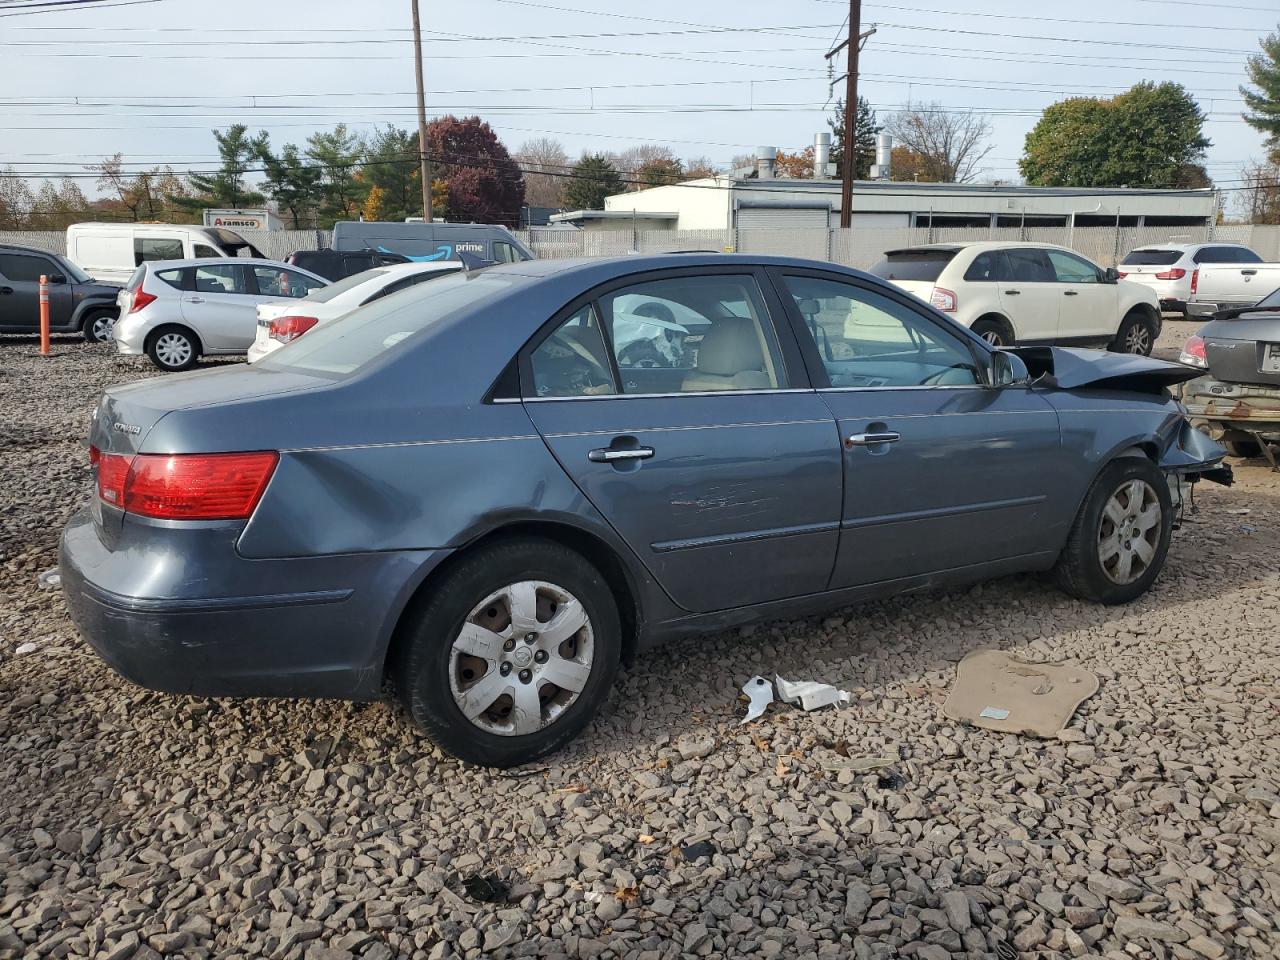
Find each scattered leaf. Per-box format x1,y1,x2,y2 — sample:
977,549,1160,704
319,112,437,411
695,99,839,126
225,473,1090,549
615,886,638,903
750,732,769,752
556,784,588,794
638,834,656,844
775,757,788,777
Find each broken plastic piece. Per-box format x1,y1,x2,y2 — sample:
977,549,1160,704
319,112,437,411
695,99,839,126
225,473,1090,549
36,568,61,590
877,771,907,790
679,840,716,862
14,642,38,655
774,675,852,712
739,675,774,725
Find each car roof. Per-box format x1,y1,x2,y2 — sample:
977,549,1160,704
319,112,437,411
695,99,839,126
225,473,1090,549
144,257,328,279
0,244,64,256
883,241,1081,255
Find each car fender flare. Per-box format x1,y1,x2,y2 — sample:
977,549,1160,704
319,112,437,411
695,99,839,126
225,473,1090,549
1064,435,1161,530
69,297,118,328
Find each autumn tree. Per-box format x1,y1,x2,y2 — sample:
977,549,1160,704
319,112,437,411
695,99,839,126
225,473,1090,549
561,154,622,209
635,156,684,187
0,168,35,229
884,103,992,183
515,137,569,207
829,96,880,178
889,146,936,183
1020,83,1209,188
87,154,190,222
1241,159,1280,223
426,115,524,225
26,178,90,230
774,147,815,179
1242,26,1280,160
683,156,719,179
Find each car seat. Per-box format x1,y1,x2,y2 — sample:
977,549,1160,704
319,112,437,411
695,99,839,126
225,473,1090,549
681,316,772,391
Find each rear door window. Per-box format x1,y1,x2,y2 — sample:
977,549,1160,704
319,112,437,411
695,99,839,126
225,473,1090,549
868,250,957,282
1006,248,1055,282
135,237,184,265
962,250,1011,282
0,252,55,282
193,264,248,295
1122,249,1182,266
529,305,618,399
252,266,325,298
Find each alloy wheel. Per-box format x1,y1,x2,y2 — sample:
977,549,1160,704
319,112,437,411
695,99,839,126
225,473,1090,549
1125,324,1152,354
90,315,113,342
155,333,193,369
449,580,594,736
981,330,1004,346
1097,479,1161,584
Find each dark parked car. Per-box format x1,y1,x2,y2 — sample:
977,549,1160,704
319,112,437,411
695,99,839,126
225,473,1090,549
0,244,120,342
1180,287,1280,463
60,255,1228,767
286,248,410,282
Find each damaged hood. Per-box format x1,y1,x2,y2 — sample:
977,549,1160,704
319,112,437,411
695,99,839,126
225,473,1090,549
1010,346,1199,394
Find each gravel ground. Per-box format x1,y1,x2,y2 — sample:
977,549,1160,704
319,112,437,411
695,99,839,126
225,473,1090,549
2,337,1278,960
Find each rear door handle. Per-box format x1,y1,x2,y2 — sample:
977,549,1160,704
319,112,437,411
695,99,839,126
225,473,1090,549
1242,269,1257,276
1004,289,1021,295
846,432,901,446
0,286,12,295
1063,290,1079,296
588,446,654,462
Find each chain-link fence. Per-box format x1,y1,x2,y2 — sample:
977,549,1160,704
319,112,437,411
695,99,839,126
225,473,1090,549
8,224,1280,271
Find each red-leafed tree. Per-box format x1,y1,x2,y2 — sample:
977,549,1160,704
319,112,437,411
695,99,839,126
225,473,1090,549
426,115,525,226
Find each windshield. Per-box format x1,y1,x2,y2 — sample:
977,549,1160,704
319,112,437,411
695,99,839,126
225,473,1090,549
260,271,517,376
869,250,956,282
58,256,92,284
303,269,388,303
1121,249,1182,266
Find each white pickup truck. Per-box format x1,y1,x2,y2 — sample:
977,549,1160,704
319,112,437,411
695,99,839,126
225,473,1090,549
1186,261,1280,318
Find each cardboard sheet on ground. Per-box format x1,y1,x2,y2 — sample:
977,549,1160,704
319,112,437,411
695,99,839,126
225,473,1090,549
942,649,1099,737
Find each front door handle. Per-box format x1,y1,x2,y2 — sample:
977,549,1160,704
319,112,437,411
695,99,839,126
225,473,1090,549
1004,289,1021,295
1064,290,1079,296
185,296,206,304
846,431,901,447
0,286,12,295
1241,269,1257,276
588,446,654,463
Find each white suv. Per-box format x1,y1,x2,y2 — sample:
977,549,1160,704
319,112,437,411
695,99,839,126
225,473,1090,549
869,241,1162,354
114,258,327,371
1118,242,1263,315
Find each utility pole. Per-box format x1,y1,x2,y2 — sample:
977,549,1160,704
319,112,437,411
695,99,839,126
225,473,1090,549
826,1,868,229
411,0,432,222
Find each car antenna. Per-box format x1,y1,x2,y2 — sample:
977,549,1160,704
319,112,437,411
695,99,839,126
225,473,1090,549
457,252,496,272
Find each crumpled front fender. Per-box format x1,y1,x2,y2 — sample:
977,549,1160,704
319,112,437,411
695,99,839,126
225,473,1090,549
1160,419,1232,486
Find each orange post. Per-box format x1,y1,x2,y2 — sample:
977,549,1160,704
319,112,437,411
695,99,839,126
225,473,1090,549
39,274,50,356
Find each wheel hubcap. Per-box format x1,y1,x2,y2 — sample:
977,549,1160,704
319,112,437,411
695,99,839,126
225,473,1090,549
91,316,112,342
449,580,594,737
1097,479,1161,584
982,330,1003,346
155,333,192,368
1126,325,1151,354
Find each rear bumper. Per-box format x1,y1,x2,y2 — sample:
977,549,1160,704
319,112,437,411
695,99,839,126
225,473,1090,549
1181,376,1280,439
59,506,447,700
1159,298,1186,312
1186,301,1223,320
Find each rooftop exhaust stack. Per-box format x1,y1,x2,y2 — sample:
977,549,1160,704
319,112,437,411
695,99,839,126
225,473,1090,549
755,146,776,180
814,133,831,179
870,133,893,180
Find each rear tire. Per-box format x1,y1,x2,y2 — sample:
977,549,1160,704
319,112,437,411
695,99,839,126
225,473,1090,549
1111,310,1157,356
81,308,115,344
395,538,621,768
971,316,1014,347
1053,457,1173,605
1224,436,1262,458
145,325,200,372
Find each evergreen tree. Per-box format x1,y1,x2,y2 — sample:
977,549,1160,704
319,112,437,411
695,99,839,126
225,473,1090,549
828,96,880,178
561,155,623,210
1242,26,1280,160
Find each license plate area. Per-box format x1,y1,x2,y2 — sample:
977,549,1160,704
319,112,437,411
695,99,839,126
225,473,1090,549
1263,344,1280,374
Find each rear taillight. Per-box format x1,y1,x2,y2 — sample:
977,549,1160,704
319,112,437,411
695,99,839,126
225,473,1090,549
1179,335,1208,369
269,315,319,344
1116,271,1128,278
1154,268,1187,280
96,451,278,520
129,288,157,314
930,287,957,312
1190,269,1199,295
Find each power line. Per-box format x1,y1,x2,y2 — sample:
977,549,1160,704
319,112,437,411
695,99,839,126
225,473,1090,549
854,1,1274,32
875,22,1253,55
0,0,160,15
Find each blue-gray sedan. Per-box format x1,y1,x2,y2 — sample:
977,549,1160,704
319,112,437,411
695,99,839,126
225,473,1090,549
60,255,1230,766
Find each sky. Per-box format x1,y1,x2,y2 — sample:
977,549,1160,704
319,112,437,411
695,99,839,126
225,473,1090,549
0,0,1274,198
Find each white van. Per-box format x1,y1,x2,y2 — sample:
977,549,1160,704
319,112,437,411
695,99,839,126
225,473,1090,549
65,223,266,285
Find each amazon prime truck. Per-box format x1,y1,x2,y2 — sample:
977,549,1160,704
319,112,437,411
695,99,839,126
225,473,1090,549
330,221,533,265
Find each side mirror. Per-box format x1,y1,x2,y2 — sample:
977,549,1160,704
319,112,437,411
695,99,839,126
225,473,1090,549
1103,266,1120,284
48,272,67,284
990,350,1030,387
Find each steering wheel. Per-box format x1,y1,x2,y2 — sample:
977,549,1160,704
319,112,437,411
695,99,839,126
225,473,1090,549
920,362,974,386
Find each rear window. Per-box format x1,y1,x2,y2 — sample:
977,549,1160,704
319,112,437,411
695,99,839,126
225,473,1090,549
305,269,388,303
260,271,516,376
156,268,185,290
1121,249,1182,266
868,250,956,283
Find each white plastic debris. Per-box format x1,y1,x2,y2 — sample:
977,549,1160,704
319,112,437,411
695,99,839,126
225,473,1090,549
979,706,1011,720
739,675,775,725
15,642,38,655
36,568,61,590
774,675,852,712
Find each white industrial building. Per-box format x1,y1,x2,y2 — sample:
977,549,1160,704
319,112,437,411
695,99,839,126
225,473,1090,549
552,136,1218,234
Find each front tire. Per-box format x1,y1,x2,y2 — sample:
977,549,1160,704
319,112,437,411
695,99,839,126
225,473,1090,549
396,539,621,767
1053,458,1173,605
971,316,1014,347
81,309,115,343
1224,436,1262,459
1112,310,1157,356
146,325,200,372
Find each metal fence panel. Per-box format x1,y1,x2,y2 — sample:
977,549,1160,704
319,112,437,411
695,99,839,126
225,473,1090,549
0,231,66,254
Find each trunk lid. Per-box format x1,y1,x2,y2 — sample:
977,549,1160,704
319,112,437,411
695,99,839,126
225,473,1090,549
1010,345,1199,393
1200,311,1280,387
